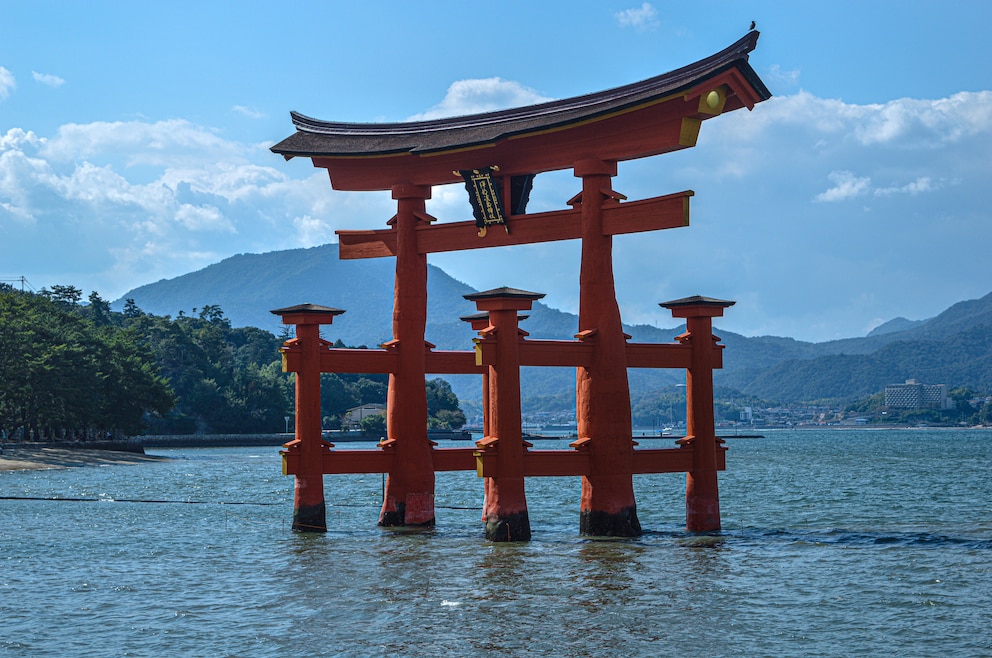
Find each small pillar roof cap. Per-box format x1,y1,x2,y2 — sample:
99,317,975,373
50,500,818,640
270,303,345,315
459,310,530,322
660,295,735,309
463,287,546,302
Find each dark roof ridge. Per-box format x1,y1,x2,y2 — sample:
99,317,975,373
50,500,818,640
287,32,765,138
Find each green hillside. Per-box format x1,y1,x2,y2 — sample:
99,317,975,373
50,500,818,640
117,243,992,405
727,323,992,402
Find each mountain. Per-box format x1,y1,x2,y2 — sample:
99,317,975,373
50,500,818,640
117,243,992,404
725,323,992,402
116,244,685,399
867,317,926,337
117,243,473,348
717,292,992,401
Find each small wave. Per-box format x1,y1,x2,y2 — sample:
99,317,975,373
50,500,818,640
748,527,992,550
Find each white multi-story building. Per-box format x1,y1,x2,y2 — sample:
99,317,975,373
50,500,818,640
884,379,953,410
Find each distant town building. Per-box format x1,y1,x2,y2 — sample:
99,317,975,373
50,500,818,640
884,379,954,410
342,403,386,428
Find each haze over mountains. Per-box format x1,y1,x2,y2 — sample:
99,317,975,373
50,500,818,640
116,243,992,403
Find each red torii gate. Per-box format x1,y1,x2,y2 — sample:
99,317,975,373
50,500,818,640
271,32,770,539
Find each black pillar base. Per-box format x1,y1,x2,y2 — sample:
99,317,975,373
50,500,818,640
580,506,642,537
378,502,436,528
292,502,327,533
485,511,531,542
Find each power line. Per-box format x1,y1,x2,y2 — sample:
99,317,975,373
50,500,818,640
0,276,35,292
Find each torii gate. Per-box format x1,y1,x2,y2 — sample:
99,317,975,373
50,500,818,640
271,32,770,539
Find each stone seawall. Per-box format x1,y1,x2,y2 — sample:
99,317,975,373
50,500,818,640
139,434,292,448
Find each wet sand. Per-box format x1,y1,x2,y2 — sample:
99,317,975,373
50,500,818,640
0,445,168,472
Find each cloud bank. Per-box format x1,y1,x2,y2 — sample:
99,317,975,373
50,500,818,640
1,85,990,340
406,78,553,121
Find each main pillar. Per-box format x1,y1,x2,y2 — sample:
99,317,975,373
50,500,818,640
574,159,641,536
272,304,344,533
661,296,735,532
380,183,436,527
466,288,543,541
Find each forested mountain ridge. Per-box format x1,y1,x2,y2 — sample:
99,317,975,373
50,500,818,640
1,285,467,437
116,243,992,404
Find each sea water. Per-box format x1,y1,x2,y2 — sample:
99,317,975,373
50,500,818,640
1,429,990,657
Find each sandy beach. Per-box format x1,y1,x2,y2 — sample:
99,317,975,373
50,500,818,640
0,445,168,471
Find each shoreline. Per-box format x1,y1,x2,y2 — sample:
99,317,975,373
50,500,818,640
0,445,169,472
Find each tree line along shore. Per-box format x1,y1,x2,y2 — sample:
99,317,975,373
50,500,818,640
0,284,464,443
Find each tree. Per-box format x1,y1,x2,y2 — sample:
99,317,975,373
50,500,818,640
44,284,82,306
425,378,466,429
87,291,112,327
123,298,143,319
0,287,173,439
360,412,386,436
355,377,387,405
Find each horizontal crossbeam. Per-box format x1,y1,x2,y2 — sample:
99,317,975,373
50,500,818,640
282,444,726,477
281,346,484,375
471,339,723,370
281,340,723,373
337,190,692,260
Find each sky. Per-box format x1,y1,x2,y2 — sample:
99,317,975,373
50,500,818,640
2,1,991,343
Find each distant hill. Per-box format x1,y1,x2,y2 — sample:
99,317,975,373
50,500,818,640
724,323,992,402
868,316,926,337
117,243,992,404
116,244,686,400
117,243,476,348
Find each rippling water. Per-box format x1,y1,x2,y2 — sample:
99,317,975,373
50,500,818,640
2,429,990,657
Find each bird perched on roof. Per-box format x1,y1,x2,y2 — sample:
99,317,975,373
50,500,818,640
749,21,756,31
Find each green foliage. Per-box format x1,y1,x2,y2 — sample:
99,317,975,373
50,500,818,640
845,392,886,414
728,324,992,404
425,378,465,429
0,285,173,438
0,286,300,438
126,305,291,434
359,413,386,436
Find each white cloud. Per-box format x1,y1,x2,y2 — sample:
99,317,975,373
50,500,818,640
32,71,65,88
39,119,243,167
0,117,392,298
767,64,800,88
0,67,15,100
0,128,42,150
406,78,553,121
175,204,234,232
874,176,941,197
853,92,992,146
292,214,335,246
615,3,660,30
232,105,265,119
726,90,992,150
814,172,946,203
814,170,871,202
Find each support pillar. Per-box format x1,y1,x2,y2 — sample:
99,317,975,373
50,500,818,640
461,312,496,524
573,159,640,536
380,183,436,527
272,304,344,533
661,296,735,532
466,288,544,541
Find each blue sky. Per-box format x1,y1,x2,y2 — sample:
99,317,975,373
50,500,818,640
2,1,990,342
